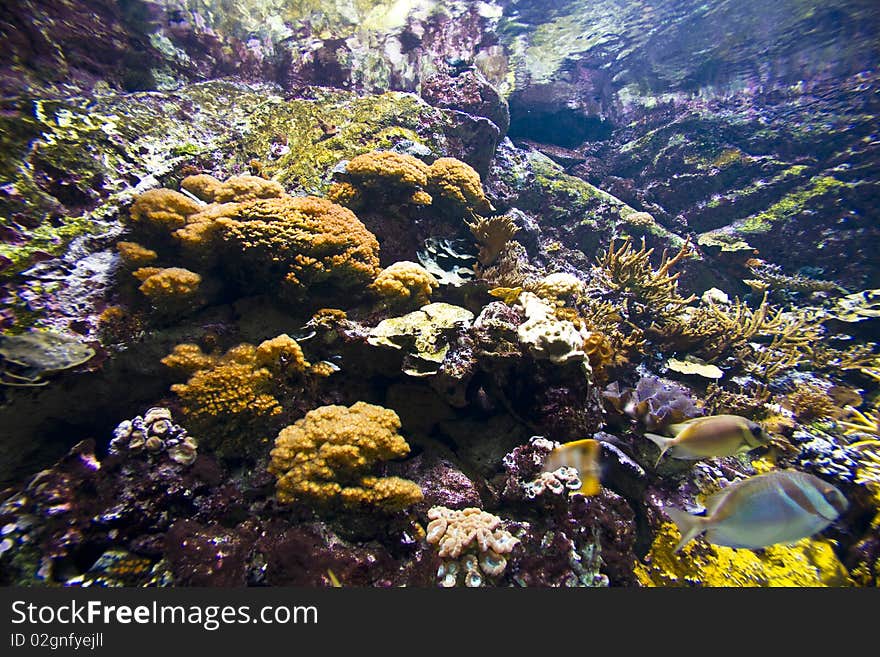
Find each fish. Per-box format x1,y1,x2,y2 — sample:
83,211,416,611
644,414,769,467
665,470,848,553
542,438,602,496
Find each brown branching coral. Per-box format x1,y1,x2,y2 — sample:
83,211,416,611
267,402,423,511
744,258,841,294
468,214,519,266
594,237,695,317
785,381,838,422
703,383,770,419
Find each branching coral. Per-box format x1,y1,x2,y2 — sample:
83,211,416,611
467,214,519,266
267,402,423,511
745,258,840,294
785,382,838,422
370,261,439,308
427,157,494,215
426,506,519,587
593,237,695,316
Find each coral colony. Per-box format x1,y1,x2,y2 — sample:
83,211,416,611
0,0,879,588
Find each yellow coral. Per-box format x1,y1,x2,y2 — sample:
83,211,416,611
268,402,423,511
134,267,201,303
254,334,311,375
370,261,439,307
345,151,430,189
161,343,219,374
635,522,852,587
326,181,362,208
182,174,284,203
427,157,494,215
532,272,583,305
116,241,157,267
129,188,202,231
216,195,381,293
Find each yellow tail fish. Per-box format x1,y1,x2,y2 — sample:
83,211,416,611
543,438,602,496
645,414,769,467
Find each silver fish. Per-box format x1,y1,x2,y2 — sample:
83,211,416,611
665,470,848,553
645,414,769,467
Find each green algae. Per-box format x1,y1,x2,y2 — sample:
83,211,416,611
739,175,848,234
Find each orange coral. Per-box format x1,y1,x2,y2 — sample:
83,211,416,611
129,188,202,231
116,241,157,267
268,401,423,511
345,151,430,189
134,267,201,304
370,261,439,307
427,157,494,215
215,195,380,293
182,174,284,203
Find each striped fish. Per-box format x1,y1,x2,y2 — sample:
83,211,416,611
543,438,602,496
665,470,848,553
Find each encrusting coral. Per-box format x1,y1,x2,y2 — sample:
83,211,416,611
426,506,520,587
268,402,423,512
126,178,381,303
133,267,201,308
116,241,157,267
636,522,853,587
427,157,494,215
370,261,439,308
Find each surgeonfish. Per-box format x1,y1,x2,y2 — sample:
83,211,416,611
644,414,769,467
542,438,602,496
665,470,848,553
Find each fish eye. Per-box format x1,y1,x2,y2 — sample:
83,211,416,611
750,423,763,437
823,488,848,514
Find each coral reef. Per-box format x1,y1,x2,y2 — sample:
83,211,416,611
109,407,198,467
636,522,853,587
268,402,423,512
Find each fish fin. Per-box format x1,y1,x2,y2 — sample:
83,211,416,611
644,433,673,467
665,508,707,554
578,473,601,496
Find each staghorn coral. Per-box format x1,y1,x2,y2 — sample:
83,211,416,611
744,258,840,294
370,261,439,308
133,267,202,307
467,214,519,266
636,522,853,587
785,381,838,422
128,188,202,232
426,506,520,587
427,157,494,215
181,174,284,203
267,402,423,511
593,236,695,317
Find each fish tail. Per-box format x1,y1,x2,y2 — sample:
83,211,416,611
665,507,707,554
644,433,673,467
